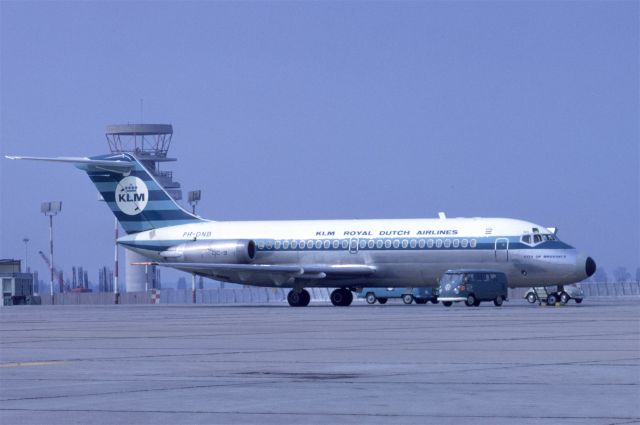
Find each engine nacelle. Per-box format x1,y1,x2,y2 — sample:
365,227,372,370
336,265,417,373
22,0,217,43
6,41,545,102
160,239,256,264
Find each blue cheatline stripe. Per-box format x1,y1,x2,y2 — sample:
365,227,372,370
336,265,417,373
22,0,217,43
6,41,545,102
117,219,198,233
88,170,158,183
99,190,175,203
111,209,198,221
105,200,181,211
120,236,574,252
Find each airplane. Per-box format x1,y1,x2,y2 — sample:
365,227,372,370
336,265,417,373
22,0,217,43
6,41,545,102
6,153,596,306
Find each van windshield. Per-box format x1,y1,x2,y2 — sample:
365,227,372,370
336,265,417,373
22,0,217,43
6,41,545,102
441,273,464,286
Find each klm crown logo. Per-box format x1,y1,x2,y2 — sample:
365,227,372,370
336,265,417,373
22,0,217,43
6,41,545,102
123,183,138,193
115,176,149,216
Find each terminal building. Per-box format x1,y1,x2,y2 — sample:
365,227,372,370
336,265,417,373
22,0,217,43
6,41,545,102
1,259,35,305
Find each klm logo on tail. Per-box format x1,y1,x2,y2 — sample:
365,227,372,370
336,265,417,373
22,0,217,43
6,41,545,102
115,176,149,215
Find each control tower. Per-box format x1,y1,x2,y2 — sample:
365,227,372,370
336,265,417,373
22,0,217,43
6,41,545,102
105,124,183,292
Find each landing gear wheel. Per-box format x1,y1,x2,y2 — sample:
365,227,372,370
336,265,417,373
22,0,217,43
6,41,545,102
431,299,439,304
377,298,388,304
287,289,310,307
527,293,537,304
575,299,583,304
402,294,414,305
560,292,570,304
547,294,558,305
415,299,427,304
443,301,452,307
465,294,476,307
366,293,377,305
330,288,353,306
493,296,503,307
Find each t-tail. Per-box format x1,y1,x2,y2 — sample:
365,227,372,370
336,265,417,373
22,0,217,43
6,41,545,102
5,153,205,234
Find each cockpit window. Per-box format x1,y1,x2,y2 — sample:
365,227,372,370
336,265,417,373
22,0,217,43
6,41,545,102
522,233,556,246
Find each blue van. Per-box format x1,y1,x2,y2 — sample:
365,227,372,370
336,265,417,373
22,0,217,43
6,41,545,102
438,270,508,307
356,287,439,305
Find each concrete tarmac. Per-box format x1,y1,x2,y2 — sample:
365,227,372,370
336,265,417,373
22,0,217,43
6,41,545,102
1,298,639,424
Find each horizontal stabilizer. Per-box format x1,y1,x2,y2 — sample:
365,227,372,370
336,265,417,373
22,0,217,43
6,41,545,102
5,155,134,173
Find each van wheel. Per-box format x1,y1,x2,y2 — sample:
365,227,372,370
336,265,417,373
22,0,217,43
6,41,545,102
443,301,452,307
560,292,570,304
465,294,476,307
415,299,427,304
402,294,414,305
431,299,439,304
526,293,537,304
366,293,377,304
547,294,558,305
493,296,503,307
378,298,388,304
575,298,583,304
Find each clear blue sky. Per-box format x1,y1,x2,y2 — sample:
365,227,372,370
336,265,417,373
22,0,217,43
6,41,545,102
1,1,638,285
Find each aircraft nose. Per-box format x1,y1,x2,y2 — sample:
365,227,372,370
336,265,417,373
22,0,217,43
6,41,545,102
585,256,596,277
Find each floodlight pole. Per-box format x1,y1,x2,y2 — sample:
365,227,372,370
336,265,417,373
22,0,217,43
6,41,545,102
114,217,120,304
22,237,30,272
188,190,201,215
192,273,196,304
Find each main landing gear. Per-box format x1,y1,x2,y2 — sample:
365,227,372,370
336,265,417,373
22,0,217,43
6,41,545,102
286,288,354,307
330,288,353,307
287,289,310,307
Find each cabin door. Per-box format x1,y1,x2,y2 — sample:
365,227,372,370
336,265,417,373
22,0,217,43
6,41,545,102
495,238,509,262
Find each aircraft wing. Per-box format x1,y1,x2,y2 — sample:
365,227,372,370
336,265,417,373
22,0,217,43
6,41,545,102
5,155,134,174
151,262,376,283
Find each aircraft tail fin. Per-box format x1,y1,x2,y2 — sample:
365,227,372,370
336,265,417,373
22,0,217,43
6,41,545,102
6,153,205,234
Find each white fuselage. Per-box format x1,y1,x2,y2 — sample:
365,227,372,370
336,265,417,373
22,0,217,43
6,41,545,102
119,217,590,289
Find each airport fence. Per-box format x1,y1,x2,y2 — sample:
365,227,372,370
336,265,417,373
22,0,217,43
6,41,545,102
37,287,333,305
32,281,640,305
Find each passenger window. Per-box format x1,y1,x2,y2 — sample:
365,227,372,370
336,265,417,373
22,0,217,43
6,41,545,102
384,240,392,248
368,239,375,249
436,239,443,248
258,241,265,250
359,239,367,248
266,240,273,249
332,240,340,249
444,239,451,248
461,239,468,248
315,240,322,249
376,240,383,248
291,240,298,249
283,240,290,249
452,239,459,248
341,240,349,249
470,239,477,248
275,240,281,250
402,239,408,248
419,239,426,248
427,239,434,248
393,239,400,248
410,239,417,248
324,240,330,249
299,241,305,249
